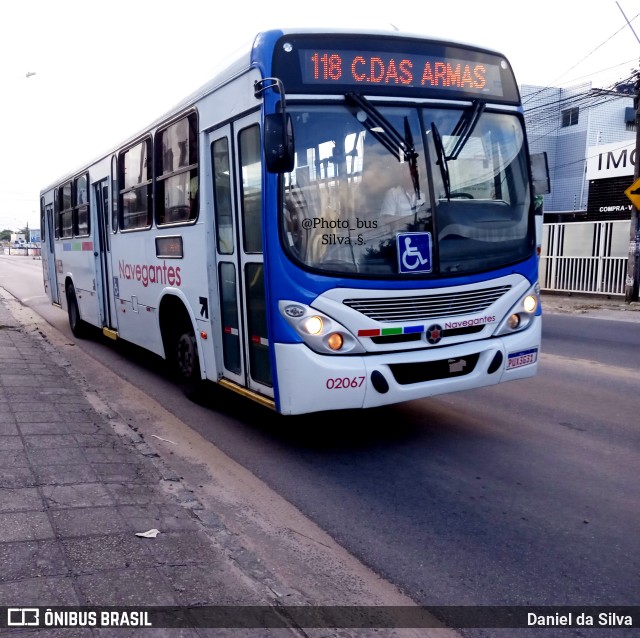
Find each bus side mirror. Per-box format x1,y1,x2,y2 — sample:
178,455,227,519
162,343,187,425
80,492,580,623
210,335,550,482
530,152,551,200
264,113,295,173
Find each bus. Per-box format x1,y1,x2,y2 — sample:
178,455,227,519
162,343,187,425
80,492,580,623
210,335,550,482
40,28,549,416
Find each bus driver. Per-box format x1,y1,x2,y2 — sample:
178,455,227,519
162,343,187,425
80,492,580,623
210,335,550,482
379,161,427,232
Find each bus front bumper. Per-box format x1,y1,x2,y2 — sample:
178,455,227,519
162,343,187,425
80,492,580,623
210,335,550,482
273,317,541,415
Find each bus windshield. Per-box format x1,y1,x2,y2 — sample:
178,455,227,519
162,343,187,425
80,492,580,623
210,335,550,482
281,102,531,277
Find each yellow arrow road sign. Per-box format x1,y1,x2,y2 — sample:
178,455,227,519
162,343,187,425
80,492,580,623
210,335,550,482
625,177,640,208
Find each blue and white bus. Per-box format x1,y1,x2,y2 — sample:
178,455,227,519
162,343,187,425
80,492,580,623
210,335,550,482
40,28,548,415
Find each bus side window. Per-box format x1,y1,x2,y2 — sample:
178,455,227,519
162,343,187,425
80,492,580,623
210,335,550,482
212,138,233,255
119,138,153,230
111,155,118,233
74,173,90,236
59,181,73,238
239,125,262,254
156,113,198,225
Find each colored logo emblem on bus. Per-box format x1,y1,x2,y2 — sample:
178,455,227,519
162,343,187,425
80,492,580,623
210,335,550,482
397,232,432,274
426,324,443,344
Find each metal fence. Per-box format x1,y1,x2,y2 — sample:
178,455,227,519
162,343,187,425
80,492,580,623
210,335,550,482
539,220,629,296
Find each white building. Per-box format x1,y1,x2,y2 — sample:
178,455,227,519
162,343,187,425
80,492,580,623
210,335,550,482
522,83,635,221
523,82,636,295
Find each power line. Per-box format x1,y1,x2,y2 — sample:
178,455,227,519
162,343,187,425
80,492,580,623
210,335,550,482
616,1,640,46
522,69,637,147
554,9,639,82
525,89,633,142
543,57,638,91
523,10,640,103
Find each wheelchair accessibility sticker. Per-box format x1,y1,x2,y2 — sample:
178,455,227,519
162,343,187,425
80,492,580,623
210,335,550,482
397,232,432,274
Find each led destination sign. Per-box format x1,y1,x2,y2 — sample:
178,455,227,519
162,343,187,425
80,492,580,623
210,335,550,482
271,35,520,102
299,49,506,97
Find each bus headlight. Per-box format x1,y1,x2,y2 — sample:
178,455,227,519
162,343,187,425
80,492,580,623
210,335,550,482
279,300,364,354
327,333,344,351
495,284,540,336
522,294,538,313
507,313,521,330
303,315,323,335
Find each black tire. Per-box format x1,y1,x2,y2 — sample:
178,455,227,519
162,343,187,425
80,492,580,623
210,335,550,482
66,284,87,338
173,324,205,400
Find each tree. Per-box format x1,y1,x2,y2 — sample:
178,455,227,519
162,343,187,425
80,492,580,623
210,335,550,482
0,229,12,242
17,226,30,242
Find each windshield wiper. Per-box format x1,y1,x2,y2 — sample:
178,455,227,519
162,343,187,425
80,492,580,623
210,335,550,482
345,92,422,205
429,99,485,201
403,116,421,210
346,92,416,161
430,122,451,200
447,98,485,160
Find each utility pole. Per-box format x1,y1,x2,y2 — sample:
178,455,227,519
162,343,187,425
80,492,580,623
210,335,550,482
619,0,640,302
624,69,640,303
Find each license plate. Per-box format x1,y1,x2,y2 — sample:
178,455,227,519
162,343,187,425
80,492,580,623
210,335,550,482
507,347,538,369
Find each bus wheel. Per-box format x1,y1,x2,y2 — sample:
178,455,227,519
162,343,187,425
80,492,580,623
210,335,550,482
174,327,204,399
66,284,87,338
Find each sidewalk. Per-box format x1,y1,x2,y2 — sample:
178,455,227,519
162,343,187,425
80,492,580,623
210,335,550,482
0,292,452,638
541,291,640,322
0,295,290,636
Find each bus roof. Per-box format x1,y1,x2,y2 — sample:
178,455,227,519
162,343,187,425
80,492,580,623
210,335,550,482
41,27,514,193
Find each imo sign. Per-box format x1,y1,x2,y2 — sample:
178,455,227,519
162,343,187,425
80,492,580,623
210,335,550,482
397,232,432,274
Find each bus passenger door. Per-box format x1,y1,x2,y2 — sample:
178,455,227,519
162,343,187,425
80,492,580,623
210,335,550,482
209,115,273,399
43,203,60,305
93,178,117,331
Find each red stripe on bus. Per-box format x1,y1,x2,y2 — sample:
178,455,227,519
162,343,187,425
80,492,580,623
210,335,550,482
358,329,380,337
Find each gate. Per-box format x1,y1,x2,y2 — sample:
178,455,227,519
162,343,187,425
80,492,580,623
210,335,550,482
540,220,629,296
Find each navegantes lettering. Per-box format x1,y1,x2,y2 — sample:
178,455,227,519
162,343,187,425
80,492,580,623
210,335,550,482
118,260,182,287
445,315,496,329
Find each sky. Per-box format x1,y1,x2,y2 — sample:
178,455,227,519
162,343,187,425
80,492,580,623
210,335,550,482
0,0,638,233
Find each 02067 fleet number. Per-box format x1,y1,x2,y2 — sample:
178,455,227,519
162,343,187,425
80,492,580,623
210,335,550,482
326,376,366,390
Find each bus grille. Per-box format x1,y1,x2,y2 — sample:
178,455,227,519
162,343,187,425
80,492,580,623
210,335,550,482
343,285,511,322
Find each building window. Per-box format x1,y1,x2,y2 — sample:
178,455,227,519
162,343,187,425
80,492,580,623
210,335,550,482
561,107,579,127
625,106,636,132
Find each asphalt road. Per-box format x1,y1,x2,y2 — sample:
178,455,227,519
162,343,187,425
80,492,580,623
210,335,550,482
540,310,640,368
